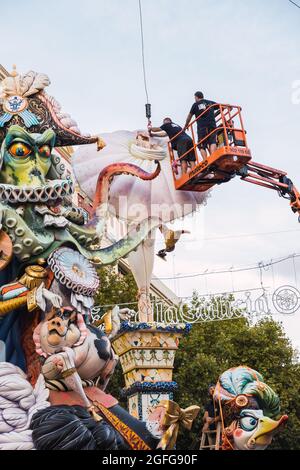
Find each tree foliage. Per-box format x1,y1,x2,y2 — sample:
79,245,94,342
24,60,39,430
173,301,300,449
99,271,300,450
95,266,137,405
95,266,138,313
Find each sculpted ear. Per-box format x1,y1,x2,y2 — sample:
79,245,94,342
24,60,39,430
73,313,88,346
45,307,57,321
33,322,47,358
69,310,77,322
225,420,238,438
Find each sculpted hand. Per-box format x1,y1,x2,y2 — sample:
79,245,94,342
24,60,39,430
52,356,64,373
107,306,135,339
97,136,106,151
36,283,62,311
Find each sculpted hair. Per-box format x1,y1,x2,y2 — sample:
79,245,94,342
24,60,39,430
214,366,281,419
31,405,127,450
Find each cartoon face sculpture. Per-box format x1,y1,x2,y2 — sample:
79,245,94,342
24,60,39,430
214,366,288,450
0,125,73,204
0,125,55,186
34,307,87,356
33,306,117,386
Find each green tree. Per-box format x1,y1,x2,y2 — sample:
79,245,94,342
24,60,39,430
173,314,300,450
95,266,138,312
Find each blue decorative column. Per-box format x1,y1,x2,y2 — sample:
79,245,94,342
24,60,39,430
111,322,190,421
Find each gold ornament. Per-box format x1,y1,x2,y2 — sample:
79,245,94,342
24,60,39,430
26,287,38,312
0,296,27,317
19,265,48,290
157,400,200,450
235,394,249,408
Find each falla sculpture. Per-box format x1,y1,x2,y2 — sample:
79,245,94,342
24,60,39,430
0,67,200,450
0,67,287,450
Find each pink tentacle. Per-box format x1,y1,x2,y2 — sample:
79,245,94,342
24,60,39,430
92,162,161,215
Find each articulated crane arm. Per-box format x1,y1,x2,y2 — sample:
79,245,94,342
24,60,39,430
237,161,300,221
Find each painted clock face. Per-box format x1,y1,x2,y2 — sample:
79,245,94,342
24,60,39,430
3,95,28,114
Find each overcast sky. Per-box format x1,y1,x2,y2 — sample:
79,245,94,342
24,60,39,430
1,0,300,349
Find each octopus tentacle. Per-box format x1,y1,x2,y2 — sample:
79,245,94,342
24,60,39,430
1,203,162,266
78,216,161,265
1,203,55,263
92,162,161,215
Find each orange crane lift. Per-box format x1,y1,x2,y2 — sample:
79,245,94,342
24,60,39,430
168,103,300,221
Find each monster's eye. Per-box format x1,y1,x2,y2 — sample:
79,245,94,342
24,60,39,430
240,415,258,432
8,142,32,158
38,145,51,158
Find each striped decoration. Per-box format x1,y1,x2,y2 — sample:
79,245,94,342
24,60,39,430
0,109,39,128
19,109,39,127
0,112,12,127
45,377,94,392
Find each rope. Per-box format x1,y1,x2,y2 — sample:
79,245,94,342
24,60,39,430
215,382,234,450
138,0,150,104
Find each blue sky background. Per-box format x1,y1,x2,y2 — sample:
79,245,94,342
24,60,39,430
1,0,300,348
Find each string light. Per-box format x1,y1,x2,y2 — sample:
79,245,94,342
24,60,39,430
155,253,300,280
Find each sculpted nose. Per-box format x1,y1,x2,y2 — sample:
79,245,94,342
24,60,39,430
51,318,62,327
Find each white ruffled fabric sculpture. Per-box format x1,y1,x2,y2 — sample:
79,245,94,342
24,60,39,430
73,130,208,223
73,131,210,321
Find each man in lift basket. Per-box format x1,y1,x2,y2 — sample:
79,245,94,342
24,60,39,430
184,91,218,160
149,117,196,175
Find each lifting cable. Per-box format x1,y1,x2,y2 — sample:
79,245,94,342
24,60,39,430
289,0,300,9
138,0,152,126
157,253,300,281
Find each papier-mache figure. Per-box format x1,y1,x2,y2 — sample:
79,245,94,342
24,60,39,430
0,67,166,374
0,67,199,450
214,366,288,450
0,303,200,450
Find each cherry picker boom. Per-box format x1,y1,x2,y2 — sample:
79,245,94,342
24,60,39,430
168,103,300,221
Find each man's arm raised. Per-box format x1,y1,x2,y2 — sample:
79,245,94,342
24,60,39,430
183,112,193,131
148,126,167,137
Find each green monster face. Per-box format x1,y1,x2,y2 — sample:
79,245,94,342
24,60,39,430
0,125,56,187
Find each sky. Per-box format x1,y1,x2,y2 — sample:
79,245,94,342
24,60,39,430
0,0,300,349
